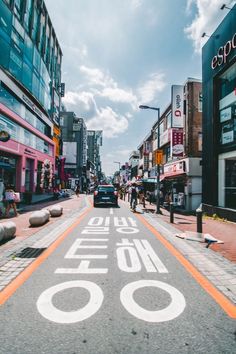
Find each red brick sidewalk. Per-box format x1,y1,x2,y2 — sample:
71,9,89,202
139,202,236,263
0,195,85,254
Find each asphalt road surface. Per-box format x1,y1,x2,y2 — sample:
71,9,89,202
0,202,235,354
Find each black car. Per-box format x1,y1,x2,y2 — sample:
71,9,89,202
93,185,118,207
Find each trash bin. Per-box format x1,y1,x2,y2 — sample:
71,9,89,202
23,191,32,204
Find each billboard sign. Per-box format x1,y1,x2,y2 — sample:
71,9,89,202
171,128,184,157
171,85,184,128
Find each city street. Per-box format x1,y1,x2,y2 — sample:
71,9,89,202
0,197,235,354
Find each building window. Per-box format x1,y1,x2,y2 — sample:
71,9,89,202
225,159,236,208
0,0,12,35
60,117,64,126
198,132,202,151
167,111,171,129
198,92,202,112
0,82,50,136
218,62,236,147
9,48,23,80
0,113,53,155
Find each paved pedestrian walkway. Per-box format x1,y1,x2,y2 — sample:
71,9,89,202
137,201,236,263
0,193,84,257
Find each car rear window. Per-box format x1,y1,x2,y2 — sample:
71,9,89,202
98,186,114,192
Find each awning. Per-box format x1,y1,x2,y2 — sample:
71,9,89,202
142,178,157,183
160,173,186,181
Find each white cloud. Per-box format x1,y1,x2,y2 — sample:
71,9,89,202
80,65,115,87
99,87,138,107
62,91,97,117
131,0,143,10
137,72,167,104
86,106,129,138
79,65,139,108
62,44,88,60
184,0,236,53
63,90,129,138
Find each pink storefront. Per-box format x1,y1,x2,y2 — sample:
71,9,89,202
0,103,55,194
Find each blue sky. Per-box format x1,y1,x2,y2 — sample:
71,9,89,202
45,0,235,175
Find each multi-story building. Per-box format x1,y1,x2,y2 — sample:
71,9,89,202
202,5,236,221
137,78,202,211
129,150,139,180
0,0,63,199
159,79,202,211
60,112,87,190
87,130,103,183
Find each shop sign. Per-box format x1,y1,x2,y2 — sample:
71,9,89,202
164,160,185,177
222,130,234,144
220,106,231,122
0,130,10,142
171,85,184,128
24,148,35,155
221,120,234,145
22,94,43,118
159,129,170,147
211,33,236,69
171,128,184,157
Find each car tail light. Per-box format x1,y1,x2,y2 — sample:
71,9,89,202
114,191,118,196
94,191,98,196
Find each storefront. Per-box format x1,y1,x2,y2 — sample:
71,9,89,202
161,158,202,212
0,70,55,196
202,5,236,219
0,131,55,195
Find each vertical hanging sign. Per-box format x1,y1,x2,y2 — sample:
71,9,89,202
171,85,184,128
171,128,184,157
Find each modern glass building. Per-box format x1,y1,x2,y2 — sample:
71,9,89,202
0,0,62,199
202,5,236,220
0,0,62,112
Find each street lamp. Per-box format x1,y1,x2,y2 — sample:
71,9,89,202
139,105,162,214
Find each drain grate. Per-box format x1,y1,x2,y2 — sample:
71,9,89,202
14,247,46,258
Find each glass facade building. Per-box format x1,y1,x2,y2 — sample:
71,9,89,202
0,0,62,200
202,4,236,219
0,0,62,113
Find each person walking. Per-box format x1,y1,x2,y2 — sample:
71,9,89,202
130,183,138,210
75,185,80,198
4,185,18,217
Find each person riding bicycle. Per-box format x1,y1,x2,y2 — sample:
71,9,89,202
130,183,138,210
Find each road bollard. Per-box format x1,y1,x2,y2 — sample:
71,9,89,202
196,208,203,233
170,202,174,223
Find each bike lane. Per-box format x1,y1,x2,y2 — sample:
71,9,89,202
0,203,235,354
